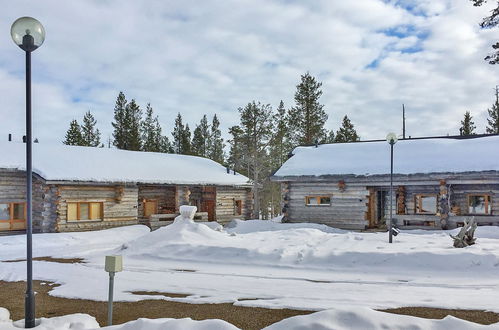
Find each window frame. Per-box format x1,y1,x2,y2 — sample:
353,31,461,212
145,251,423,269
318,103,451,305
67,202,104,221
414,194,438,215
305,195,331,206
0,202,26,222
467,194,491,215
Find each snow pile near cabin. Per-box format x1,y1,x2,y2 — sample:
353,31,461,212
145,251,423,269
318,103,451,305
274,135,499,177
0,141,249,185
122,220,499,272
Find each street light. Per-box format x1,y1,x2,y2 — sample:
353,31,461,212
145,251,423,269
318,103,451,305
386,132,397,244
11,16,45,329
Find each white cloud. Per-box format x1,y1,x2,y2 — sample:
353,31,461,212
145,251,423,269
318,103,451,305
0,0,498,145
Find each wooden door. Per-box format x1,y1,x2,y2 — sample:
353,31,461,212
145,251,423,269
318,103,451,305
144,200,158,218
201,200,216,221
366,189,376,228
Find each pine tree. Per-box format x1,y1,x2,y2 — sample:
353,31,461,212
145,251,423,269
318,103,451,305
63,120,83,145
209,114,225,164
288,72,328,146
112,92,128,149
142,103,162,152
486,87,499,134
172,113,185,154
324,129,335,143
459,111,477,136
125,99,142,151
81,111,101,147
334,115,360,142
191,115,211,157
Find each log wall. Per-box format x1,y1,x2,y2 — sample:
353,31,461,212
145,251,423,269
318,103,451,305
216,187,253,223
286,182,369,230
137,185,176,217
56,185,139,232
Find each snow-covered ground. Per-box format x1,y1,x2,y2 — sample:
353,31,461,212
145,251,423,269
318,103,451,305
2,219,499,328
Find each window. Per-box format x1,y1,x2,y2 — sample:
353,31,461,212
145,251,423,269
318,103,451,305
67,202,103,221
234,200,242,215
0,203,26,221
305,196,331,206
468,195,491,215
143,200,158,218
415,195,437,214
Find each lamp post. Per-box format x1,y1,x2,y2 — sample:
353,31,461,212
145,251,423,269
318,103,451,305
386,132,397,244
10,17,45,329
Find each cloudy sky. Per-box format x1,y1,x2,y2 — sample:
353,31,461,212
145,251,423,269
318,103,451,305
1,0,498,145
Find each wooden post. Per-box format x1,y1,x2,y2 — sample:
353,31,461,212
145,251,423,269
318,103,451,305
438,179,450,229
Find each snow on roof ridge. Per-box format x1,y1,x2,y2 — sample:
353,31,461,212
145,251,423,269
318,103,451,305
0,141,250,186
275,135,499,177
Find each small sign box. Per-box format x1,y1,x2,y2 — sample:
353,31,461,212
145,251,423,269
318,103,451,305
105,255,123,273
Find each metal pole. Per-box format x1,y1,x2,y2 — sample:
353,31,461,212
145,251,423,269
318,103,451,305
389,142,393,244
107,272,115,326
24,49,35,329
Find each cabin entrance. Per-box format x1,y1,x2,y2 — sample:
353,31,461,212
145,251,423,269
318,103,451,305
0,202,26,231
366,189,389,228
143,200,158,218
201,187,216,221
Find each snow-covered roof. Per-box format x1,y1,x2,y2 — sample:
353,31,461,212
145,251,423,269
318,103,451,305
273,135,499,178
0,142,250,186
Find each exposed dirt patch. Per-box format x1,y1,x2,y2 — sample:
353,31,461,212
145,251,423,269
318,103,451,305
0,281,311,329
380,307,499,325
129,291,190,298
2,257,85,264
172,269,196,272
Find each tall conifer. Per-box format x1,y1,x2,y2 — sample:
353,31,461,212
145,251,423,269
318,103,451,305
334,115,360,142
288,72,328,146
63,120,83,145
81,111,101,147
112,92,128,149
459,111,477,136
209,114,225,163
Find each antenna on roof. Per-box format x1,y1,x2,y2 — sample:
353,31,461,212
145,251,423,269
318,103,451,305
402,104,406,140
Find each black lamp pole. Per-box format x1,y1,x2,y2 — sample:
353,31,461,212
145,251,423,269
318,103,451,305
11,17,44,327
24,33,36,329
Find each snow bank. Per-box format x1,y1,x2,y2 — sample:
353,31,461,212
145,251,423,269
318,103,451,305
1,307,497,330
0,312,99,329
104,317,239,330
264,307,499,330
0,141,249,186
274,135,499,177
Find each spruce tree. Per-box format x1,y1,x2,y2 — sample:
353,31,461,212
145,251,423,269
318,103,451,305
209,114,225,164
142,103,162,152
486,87,499,134
459,111,477,136
160,135,174,153
63,120,83,145
182,124,192,155
81,111,101,147
125,99,142,151
191,115,211,157
172,113,184,153
112,92,128,149
334,115,360,142
288,72,328,146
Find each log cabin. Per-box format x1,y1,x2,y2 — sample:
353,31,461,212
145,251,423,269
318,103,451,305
0,141,252,233
271,135,499,230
